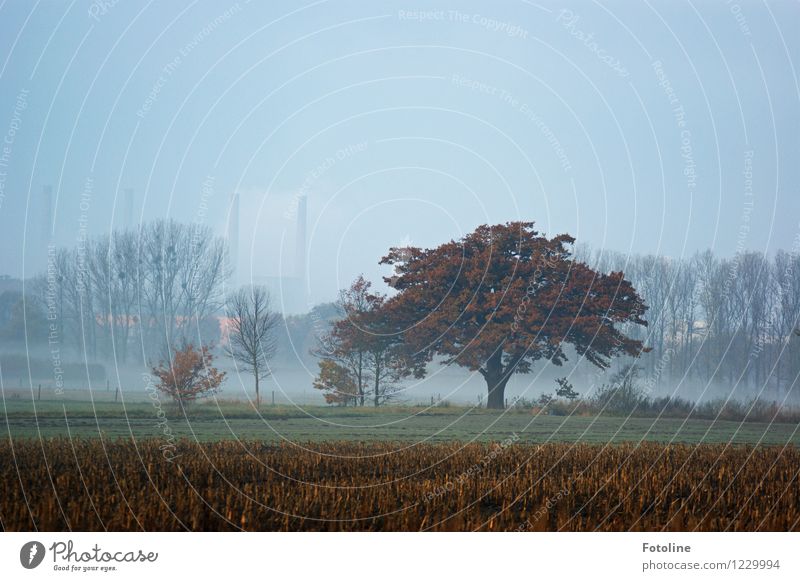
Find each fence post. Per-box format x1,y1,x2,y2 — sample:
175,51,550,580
37,384,41,401
114,386,119,402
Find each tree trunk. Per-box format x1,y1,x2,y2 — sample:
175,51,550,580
486,376,507,409
255,374,260,407
374,356,381,407
484,349,507,409
358,353,365,407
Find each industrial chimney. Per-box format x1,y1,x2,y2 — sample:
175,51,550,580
227,192,239,284
295,195,307,281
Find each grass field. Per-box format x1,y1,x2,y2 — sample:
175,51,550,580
2,398,799,445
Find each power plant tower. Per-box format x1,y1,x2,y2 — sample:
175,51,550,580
295,195,307,281
227,192,240,284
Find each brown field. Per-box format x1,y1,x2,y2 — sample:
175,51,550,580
1,438,798,531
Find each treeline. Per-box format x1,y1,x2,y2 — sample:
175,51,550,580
514,365,800,424
577,246,800,397
3,218,799,405
27,219,229,363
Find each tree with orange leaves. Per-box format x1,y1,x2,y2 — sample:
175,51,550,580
312,359,358,406
313,276,422,407
151,343,226,405
381,222,649,409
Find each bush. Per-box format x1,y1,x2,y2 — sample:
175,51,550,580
151,344,225,405
592,364,646,413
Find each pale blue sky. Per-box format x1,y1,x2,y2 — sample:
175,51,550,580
1,0,798,309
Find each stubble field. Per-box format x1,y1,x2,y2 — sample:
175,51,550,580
2,438,798,531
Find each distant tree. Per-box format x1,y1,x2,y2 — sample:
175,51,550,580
225,286,279,406
0,295,48,343
355,286,419,407
0,290,22,328
698,251,739,382
313,278,372,406
537,393,554,407
30,220,229,362
313,359,358,406
773,250,800,391
381,222,649,409
592,364,644,413
151,343,225,404
138,220,229,355
631,255,672,375
279,302,339,365
314,276,420,407
670,258,699,377
555,377,579,401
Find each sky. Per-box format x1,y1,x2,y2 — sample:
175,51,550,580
0,0,798,311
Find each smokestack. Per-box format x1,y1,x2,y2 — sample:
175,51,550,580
227,192,239,283
41,185,52,246
124,188,134,229
295,195,307,281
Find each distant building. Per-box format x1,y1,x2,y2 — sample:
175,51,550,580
224,192,309,314
253,194,308,314
295,194,306,280
254,275,307,315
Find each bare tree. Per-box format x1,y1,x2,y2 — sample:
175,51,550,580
731,253,771,385
135,220,230,359
109,231,139,363
27,220,229,366
675,257,699,376
225,286,279,406
772,250,800,393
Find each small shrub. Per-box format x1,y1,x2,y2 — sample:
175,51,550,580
592,364,645,413
151,344,225,405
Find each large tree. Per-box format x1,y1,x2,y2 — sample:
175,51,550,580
381,222,649,409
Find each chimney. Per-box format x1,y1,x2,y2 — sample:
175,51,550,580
227,192,239,283
295,195,307,281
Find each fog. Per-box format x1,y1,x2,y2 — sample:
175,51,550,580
1,1,799,408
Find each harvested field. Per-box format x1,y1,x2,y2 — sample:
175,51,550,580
2,438,798,531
